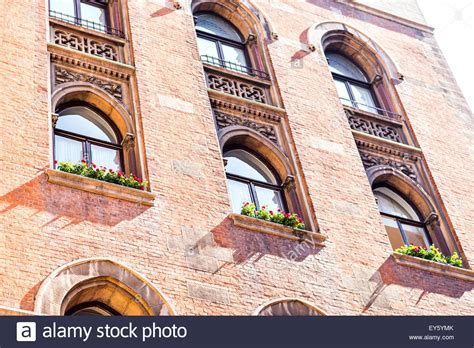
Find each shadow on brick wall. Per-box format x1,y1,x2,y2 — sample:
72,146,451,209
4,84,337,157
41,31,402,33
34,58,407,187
211,217,323,264
0,173,150,227
363,257,474,312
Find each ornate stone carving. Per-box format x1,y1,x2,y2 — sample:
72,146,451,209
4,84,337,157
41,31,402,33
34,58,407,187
53,28,118,61
55,67,123,101
206,73,267,104
347,114,402,143
121,133,135,151
361,153,417,181
214,111,277,144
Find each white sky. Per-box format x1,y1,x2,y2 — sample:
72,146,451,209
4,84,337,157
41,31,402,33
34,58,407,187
417,0,474,111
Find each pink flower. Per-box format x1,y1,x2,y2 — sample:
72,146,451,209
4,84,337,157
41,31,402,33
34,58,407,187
54,160,58,164
269,210,273,215
81,159,86,163
140,186,144,190
92,163,97,169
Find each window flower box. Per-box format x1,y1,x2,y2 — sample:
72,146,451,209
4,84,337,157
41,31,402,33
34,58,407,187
395,244,463,268
45,168,155,206
392,252,474,282
230,203,325,245
228,213,325,245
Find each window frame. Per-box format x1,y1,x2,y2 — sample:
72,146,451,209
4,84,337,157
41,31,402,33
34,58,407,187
332,72,382,114
224,147,287,212
373,185,433,248
195,12,252,73
54,103,124,171
50,0,111,31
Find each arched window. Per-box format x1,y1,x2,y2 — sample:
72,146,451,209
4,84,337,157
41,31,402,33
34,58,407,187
54,105,123,171
326,52,380,114
373,187,431,250
195,12,250,74
224,148,285,213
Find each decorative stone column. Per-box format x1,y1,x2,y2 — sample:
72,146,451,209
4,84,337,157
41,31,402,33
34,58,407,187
283,175,303,219
425,212,450,255
121,133,137,175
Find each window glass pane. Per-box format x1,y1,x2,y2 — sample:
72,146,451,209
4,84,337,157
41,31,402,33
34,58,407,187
221,44,248,69
382,216,405,250
374,188,420,221
57,106,118,143
195,13,243,42
197,37,219,62
350,84,378,113
91,144,121,171
50,0,75,16
224,149,278,184
334,79,352,106
255,186,283,212
402,223,430,248
54,135,83,164
80,2,107,27
326,52,368,82
227,179,252,213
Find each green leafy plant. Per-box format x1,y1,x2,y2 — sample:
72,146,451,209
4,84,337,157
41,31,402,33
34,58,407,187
395,244,463,268
55,160,147,191
240,202,305,230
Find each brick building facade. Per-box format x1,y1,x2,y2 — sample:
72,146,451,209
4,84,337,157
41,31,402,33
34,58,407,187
0,0,472,316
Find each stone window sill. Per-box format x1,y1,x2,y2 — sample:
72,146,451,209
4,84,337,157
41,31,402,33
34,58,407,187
392,252,474,282
229,213,326,246
45,169,155,206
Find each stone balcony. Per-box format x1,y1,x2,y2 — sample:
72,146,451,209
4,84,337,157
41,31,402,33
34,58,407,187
344,105,406,144
202,55,274,106
49,11,127,64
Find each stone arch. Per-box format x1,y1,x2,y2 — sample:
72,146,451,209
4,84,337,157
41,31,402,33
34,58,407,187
35,258,176,315
52,82,134,139
254,298,327,316
367,165,436,220
190,0,276,41
309,21,401,82
51,83,140,174
219,126,293,182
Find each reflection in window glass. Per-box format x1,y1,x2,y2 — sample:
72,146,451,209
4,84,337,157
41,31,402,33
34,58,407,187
255,186,283,212
54,135,83,164
50,0,75,16
57,107,117,143
334,79,352,106
224,150,277,183
350,83,378,113
197,37,219,61
227,179,252,213
221,44,248,68
91,145,121,171
374,188,419,221
382,216,405,250
80,2,106,27
327,52,368,82
195,13,243,42
402,223,430,248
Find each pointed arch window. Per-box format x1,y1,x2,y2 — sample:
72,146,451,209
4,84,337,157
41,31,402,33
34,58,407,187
373,186,431,250
327,52,381,114
224,149,285,213
195,12,252,75
54,105,123,171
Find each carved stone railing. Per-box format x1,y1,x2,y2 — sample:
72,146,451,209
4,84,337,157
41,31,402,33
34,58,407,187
344,107,405,144
203,64,273,105
49,18,126,63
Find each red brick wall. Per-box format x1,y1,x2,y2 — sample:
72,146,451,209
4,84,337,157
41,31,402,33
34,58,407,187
0,0,472,315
